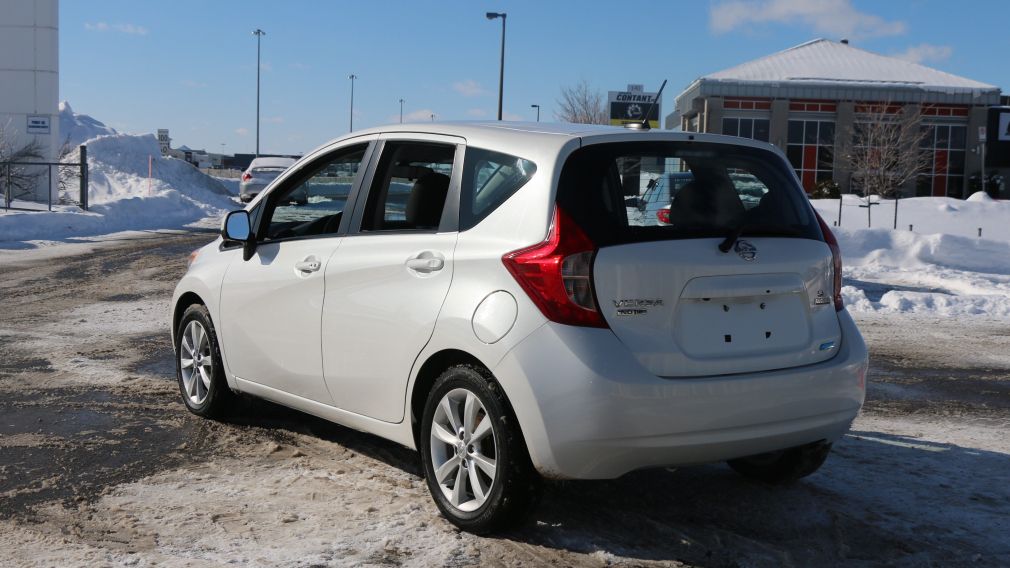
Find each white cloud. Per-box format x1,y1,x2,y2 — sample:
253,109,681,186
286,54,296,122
709,0,905,39
452,79,487,97
235,128,250,136
502,111,523,121
289,62,310,70
266,116,285,124
892,43,953,64
466,108,488,117
181,79,207,88
259,62,273,72
84,22,149,35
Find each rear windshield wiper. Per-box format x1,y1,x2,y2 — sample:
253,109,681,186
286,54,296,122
718,224,803,253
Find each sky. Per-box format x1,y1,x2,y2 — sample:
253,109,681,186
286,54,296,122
60,0,1009,156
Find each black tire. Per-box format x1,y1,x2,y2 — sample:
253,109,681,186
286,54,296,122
419,364,541,534
175,304,234,419
727,440,833,484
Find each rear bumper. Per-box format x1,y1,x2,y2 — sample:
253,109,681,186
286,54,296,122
493,310,868,479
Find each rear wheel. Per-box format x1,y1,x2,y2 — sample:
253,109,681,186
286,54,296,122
419,365,540,534
727,440,832,484
176,304,234,419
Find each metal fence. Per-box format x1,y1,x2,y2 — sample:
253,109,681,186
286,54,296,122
1,145,89,212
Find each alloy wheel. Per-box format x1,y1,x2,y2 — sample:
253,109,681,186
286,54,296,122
179,320,212,405
429,388,498,512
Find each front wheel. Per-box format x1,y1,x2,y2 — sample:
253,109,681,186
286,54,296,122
419,365,540,534
176,304,234,419
727,440,832,484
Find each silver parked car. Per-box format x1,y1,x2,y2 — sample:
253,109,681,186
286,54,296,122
239,157,298,203
173,122,867,533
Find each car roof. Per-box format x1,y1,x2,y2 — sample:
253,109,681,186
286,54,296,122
319,122,784,161
249,157,296,169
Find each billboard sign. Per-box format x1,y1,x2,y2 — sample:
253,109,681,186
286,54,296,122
987,107,1010,167
608,86,660,128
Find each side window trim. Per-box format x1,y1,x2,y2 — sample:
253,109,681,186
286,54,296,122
251,139,376,243
345,137,464,235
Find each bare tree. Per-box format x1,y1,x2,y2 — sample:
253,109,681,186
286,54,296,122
846,102,932,227
0,122,46,204
555,79,608,125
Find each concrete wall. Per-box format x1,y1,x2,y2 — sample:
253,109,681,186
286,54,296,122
0,0,59,202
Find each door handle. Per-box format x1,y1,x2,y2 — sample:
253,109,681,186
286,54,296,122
295,258,321,273
406,254,444,273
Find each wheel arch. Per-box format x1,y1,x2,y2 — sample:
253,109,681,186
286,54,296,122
409,349,489,448
173,291,207,343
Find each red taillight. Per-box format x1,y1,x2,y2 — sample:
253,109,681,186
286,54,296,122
656,208,670,224
242,173,252,182
815,212,844,311
502,208,608,328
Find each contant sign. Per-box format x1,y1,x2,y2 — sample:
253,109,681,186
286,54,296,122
608,85,661,128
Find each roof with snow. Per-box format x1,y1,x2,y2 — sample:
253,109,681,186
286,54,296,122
676,39,1001,110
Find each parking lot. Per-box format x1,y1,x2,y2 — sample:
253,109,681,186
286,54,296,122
1,232,1008,567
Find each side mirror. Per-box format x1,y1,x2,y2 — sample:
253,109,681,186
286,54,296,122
222,210,251,241
624,196,640,208
222,210,257,261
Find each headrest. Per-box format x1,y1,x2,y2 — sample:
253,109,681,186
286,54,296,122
405,172,450,229
670,178,745,228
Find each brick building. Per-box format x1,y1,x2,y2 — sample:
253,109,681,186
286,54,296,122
668,39,1005,198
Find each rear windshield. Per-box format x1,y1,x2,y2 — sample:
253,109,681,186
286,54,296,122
558,141,821,246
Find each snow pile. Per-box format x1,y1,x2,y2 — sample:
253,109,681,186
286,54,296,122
58,101,117,148
811,195,1010,241
832,227,1010,317
1,132,236,244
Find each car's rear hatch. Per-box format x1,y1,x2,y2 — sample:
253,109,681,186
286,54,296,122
593,238,839,377
558,140,841,378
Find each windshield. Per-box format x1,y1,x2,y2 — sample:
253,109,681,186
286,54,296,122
558,141,821,245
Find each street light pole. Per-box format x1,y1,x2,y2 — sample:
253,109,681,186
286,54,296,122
252,28,266,157
399,98,404,124
486,12,507,121
531,104,540,122
348,74,357,132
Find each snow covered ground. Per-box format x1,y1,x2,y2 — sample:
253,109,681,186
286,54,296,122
812,194,1010,319
1,104,235,249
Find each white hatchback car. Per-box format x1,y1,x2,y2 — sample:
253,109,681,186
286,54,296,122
172,123,868,533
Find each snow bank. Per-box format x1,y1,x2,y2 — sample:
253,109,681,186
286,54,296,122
812,195,1010,242
833,228,1010,317
1,131,236,244
58,101,117,148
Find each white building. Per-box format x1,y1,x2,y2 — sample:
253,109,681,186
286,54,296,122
0,0,60,202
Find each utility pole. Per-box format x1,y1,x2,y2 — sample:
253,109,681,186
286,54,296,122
348,74,357,132
252,29,266,156
486,12,507,120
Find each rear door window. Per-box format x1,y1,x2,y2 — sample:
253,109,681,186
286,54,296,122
558,141,820,245
359,142,456,232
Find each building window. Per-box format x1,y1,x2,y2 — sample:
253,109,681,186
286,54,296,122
723,97,771,110
789,99,837,113
722,117,770,142
787,120,834,192
917,125,966,198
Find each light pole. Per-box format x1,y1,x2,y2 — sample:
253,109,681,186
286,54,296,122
348,74,357,132
486,12,506,121
531,104,540,122
399,98,404,123
252,28,266,156
430,113,435,122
